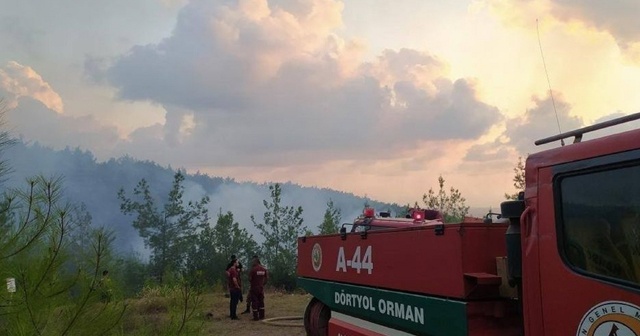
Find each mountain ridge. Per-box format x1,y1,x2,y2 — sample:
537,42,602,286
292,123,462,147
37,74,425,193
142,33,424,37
4,141,409,255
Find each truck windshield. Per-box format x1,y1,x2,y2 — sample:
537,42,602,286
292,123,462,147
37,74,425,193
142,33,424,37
559,162,640,286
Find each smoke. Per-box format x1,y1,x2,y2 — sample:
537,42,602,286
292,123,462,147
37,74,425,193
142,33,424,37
2,141,392,255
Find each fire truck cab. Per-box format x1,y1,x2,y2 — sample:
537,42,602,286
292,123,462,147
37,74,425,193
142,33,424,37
297,113,640,335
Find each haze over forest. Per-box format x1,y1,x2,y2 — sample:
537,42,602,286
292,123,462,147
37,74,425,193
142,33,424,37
4,140,410,255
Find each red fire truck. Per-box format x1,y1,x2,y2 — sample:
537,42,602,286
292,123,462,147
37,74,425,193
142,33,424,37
297,113,640,335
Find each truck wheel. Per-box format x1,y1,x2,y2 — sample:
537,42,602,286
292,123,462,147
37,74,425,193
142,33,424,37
304,298,330,336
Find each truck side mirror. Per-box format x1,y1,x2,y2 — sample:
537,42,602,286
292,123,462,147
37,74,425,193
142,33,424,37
340,227,347,240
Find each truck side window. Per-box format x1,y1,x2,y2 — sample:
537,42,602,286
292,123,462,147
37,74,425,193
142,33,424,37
559,164,640,286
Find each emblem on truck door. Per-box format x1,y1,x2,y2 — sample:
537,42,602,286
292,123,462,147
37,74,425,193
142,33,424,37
577,301,640,336
312,243,322,272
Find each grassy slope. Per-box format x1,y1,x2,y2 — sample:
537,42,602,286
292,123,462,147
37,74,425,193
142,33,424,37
123,290,311,336
202,292,310,336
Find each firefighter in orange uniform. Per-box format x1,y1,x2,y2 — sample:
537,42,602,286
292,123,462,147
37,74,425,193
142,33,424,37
249,255,268,320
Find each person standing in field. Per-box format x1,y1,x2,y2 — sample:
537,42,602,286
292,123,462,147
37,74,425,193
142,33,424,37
224,255,237,298
227,258,241,320
236,262,246,309
249,255,268,321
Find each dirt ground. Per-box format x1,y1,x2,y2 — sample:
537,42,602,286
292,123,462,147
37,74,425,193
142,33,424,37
201,292,311,336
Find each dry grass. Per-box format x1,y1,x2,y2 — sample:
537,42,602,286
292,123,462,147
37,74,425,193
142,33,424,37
201,291,311,336
122,289,311,336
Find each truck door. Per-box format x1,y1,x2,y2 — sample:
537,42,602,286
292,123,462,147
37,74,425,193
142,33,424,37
534,150,640,335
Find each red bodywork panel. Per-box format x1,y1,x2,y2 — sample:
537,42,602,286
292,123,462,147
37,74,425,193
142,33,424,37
298,219,508,299
522,128,640,335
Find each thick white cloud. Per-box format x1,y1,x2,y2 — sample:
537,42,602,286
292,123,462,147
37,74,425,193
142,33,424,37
551,1,640,63
0,61,63,113
504,94,583,154
103,0,502,167
7,97,121,152
479,0,640,62
0,0,178,61
0,0,180,133
0,61,123,157
503,100,640,152
551,1,640,46
465,93,584,162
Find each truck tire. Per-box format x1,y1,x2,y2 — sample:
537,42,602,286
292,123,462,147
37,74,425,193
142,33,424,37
304,298,330,336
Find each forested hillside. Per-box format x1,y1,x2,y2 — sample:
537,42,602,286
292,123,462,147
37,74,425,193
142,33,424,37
4,141,401,255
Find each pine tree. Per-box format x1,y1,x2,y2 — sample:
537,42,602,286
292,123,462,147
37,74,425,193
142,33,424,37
251,183,306,291
118,170,210,282
191,210,258,287
0,109,125,334
318,199,341,234
423,175,469,222
0,176,126,334
505,156,526,200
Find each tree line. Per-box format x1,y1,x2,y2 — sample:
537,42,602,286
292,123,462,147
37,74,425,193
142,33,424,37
117,174,311,291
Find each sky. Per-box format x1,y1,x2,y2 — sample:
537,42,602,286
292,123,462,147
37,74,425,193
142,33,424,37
1,0,640,210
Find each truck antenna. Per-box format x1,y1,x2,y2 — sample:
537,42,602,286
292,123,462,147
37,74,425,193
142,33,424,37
536,18,565,146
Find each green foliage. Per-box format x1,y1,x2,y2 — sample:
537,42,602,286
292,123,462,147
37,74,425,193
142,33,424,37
113,253,148,297
189,211,258,288
123,281,203,335
318,199,341,234
505,156,526,200
0,176,126,335
212,211,259,267
0,114,126,334
423,175,469,222
66,204,126,294
118,171,210,282
167,279,204,335
251,183,307,291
